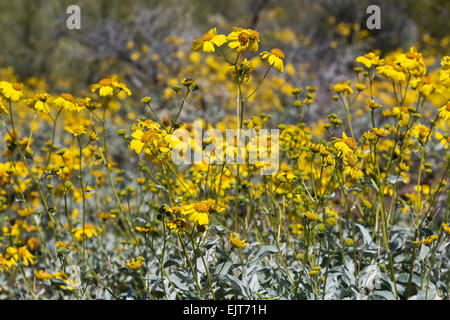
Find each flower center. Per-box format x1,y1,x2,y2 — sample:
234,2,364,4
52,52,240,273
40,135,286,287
238,32,249,45
61,93,74,101
271,48,285,60
99,78,112,86
194,202,210,213
12,82,22,91
201,33,214,41
344,137,356,150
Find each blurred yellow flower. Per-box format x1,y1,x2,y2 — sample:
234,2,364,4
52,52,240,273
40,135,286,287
192,28,227,53
261,48,285,73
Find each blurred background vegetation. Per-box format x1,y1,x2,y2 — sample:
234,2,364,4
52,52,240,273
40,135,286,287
0,0,448,112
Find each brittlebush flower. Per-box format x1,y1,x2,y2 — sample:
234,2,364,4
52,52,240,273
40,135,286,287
442,223,450,235
0,81,23,102
376,63,406,82
54,93,83,112
90,77,131,97
438,102,450,120
334,132,356,155
182,200,224,226
35,270,54,281
333,81,353,95
71,224,102,242
125,256,145,270
229,233,248,248
304,211,322,221
227,27,260,53
5,246,35,266
165,217,189,233
29,93,51,113
356,52,383,68
0,253,15,272
261,48,285,73
192,28,227,53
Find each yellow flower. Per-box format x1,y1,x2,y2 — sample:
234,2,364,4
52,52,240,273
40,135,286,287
333,81,353,95
98,212,116,220
125,256,145,270
376,63,406,82
261,48,285,73
442,223,450,235
304,211,322,221
229,233,248,248
438,102,450,120
35,270,54,281
71,224,102,242
373,127,389,137
5,246,35,266
356,52,383,68
90,77,131,97
54,93,83,112
333,132,356,155
227,27,260,53
0,81,23,102
395,47,426,77
165,217,189,233
192,28,227,53
182,200,224,226
345,238,354,246
421,234,438,246
135,225,157,233
30,93,51,113
0,253,15,272
65,123,87,137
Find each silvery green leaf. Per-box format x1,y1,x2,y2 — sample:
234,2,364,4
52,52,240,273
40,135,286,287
249,273,260,292
250,245,279,263
356,223,374,247
370,290,396,300
386,175,406,185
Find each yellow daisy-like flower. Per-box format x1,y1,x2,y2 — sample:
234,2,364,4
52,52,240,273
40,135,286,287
98,212,116,220
376,63,406,82
30,93,51,113
5,246,35,266
438,102,450,120
0,81,23,102
192,27,227,53
54,93,82,112
0,253,15,272
182,200,224,226
304,211,322,221
373,127,389,137
227,27,260,53
71,224,102,242
333,81,353,95
355,52,383,69
65,123,87,137
130,128,160,154
90,77,131,97
135,225,157,233
229,233,248,248
442,223,450,235
261,48,285,73
165,217,189,233
395,47,426,77
35,270,54,281
125,256,145,270
333,132,356,155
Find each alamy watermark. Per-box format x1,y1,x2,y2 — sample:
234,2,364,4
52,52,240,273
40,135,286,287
170,120,280,175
